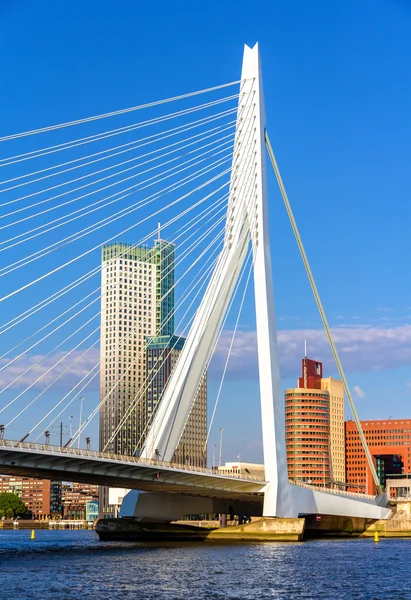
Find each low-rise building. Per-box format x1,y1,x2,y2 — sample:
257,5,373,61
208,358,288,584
345,419,411,494
217,462,265,479
86,500,99,522
0,476,62,519
62,482,99,520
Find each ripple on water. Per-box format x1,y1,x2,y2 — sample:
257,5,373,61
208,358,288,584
0,531,410,599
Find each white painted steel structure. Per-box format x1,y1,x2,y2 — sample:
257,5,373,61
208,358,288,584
140,43,290,518
136,43,391,521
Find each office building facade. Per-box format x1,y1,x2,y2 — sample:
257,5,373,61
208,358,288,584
145,335,207,467
0,477,62,519
321,377,345,483
285,389,331,485
345,419,411,494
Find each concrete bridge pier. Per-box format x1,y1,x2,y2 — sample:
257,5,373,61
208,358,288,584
95,490,305,541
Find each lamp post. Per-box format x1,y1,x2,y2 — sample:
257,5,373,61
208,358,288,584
78,397,85,449
218,428,224,468
212,444,216,469
68,415,73,439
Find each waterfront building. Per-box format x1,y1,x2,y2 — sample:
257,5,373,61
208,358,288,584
145,334,207,467
285,358,331,486
99,236,207,514
345,419,411,494
62,482,99,520
285,357,345,486
107,488,129,518
99,239,175,457
85,500,99,522
217,462,265,479
0,476,62,519
321,376,345,483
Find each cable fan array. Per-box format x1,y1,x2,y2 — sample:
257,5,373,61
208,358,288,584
0,78,257,459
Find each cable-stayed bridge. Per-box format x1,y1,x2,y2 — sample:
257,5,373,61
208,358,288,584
0,44,391,522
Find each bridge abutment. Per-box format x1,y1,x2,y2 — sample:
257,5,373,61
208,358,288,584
95,517,306,542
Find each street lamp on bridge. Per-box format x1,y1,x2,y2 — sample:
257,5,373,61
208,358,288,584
218,428,224,468
78,396,86,449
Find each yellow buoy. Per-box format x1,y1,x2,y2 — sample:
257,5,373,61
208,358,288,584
374,531,379,543
31,529,35,540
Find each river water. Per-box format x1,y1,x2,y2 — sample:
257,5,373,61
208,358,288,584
0,530,410,599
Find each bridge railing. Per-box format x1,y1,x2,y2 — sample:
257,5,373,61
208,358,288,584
0,439,264,483
288,479,377,500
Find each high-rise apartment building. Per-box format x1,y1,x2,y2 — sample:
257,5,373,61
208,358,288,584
345,419,411,494
99,239,175,457
99,237,207,514
321,377,345,483
145,335,207,467
285,357,345,486
285,358,331,486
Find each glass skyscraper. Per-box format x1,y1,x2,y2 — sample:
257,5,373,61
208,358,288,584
99,236,207,514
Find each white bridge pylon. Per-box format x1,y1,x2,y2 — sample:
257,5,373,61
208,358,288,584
140,43,296,518
140,44,391,521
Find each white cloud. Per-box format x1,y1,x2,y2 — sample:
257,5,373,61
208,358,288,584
0,348,100,390
3,322,411,390
353,385,365,399
210,323,411,380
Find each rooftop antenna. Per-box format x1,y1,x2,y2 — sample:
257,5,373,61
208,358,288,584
304,339,307,358
157,221,161,241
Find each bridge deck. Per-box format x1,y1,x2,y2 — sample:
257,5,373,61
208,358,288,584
0,440,390,519
0,440,266,502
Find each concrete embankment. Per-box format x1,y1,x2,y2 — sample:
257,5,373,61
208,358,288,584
0,520,93,530
96,506,411,542
96,517,305,542
305,509,411,538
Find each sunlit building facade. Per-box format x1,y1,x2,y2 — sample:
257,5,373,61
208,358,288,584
285,357,345,486
145,334,207,467
345,419,411,494
99,240,175,457
99,237,207,515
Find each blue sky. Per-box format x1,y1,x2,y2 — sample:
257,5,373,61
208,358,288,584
1,0,411,463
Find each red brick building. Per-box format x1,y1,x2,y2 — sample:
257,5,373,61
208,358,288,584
0,477,61,519
0,477,99,519
345,419,411,494
62,482,99,519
